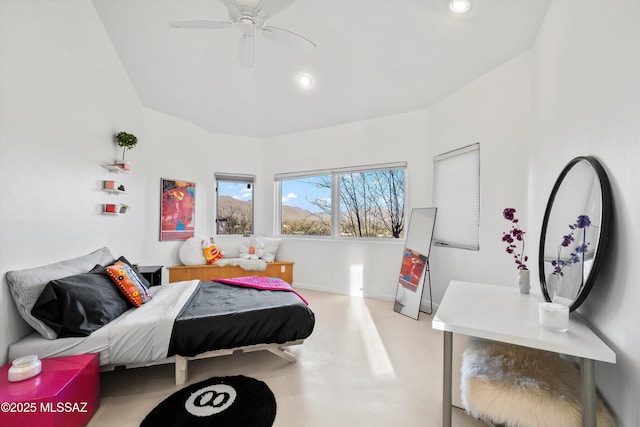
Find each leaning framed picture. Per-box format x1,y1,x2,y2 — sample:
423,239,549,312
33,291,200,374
398,248,427,292
160,178,195,241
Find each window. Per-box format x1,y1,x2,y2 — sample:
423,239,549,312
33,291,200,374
280,174,332,236
276,162,406,238
432,143,480,250
215,173,254,235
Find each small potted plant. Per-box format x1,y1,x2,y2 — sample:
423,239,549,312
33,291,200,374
119,204,129,214
114,131,138,170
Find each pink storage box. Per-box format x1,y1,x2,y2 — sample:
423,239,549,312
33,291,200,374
0,353,99,427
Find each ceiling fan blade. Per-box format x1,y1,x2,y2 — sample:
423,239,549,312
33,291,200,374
170,20,232,29
261,26,316,51
225,1,241,22
256,0,295,19
238,34,255,68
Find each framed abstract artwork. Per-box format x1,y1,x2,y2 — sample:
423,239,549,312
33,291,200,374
160,178,195,241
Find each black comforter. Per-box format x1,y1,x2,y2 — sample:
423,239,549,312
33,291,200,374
167,281,315,357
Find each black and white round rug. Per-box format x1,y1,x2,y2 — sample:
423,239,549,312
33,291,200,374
140,375,276,427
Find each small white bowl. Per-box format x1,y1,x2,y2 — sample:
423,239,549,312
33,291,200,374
8,355,42,382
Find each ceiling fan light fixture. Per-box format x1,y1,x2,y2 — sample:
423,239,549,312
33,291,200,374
297,73,313,89
449,0,470,13
237,17,255,35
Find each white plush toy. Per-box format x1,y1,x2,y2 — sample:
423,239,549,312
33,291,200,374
178,236,209,265
201,237,224,264
238,238,264,260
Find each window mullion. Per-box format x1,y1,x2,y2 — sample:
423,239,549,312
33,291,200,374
331,173,340,237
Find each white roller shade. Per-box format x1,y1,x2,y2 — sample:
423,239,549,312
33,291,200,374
432,143,480,250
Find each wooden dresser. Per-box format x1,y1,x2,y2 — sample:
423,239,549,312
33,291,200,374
168,261,294,284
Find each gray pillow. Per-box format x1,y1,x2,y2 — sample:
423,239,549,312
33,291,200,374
6,247,115,339
31,264,130,337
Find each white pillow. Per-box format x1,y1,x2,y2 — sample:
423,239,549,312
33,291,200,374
215,237,242,259
258,236,281,263
6,247,115,339
238,238,265,260
178,236,208,265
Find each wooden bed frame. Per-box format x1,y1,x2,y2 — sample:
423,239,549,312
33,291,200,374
100,339,304,385
174,339,304,384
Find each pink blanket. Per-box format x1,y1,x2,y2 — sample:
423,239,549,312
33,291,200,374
215,276,309,305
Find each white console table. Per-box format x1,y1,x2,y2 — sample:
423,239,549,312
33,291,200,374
432,280,616,427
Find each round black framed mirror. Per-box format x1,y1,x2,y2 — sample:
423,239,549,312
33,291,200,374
538,156,612,312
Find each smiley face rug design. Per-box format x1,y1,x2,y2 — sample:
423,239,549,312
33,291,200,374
140,375,276,427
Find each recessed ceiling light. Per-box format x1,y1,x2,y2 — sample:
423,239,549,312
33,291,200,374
296,73,313,89
449,0,470,13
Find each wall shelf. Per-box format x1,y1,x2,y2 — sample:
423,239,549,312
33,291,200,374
103,203,128,215
102,163,130,215
102,188,126,195
103,164,130,174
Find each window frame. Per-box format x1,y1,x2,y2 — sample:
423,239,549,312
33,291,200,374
215,173,255,236
275,162,407,240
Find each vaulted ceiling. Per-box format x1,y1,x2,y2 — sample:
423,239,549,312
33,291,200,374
93,0,550,138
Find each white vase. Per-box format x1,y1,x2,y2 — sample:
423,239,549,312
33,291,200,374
518,269,530,294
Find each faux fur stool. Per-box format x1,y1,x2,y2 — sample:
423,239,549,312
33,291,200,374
460,338,615,427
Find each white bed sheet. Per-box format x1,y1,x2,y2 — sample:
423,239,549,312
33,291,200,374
8,280,200,366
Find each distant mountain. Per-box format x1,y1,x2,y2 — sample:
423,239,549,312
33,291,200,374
282,205,330,221
217,196,251,216
218,196,329,221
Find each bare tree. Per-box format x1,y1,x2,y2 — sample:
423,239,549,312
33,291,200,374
368,170,405,238
217,204,252,234
302,170,405,238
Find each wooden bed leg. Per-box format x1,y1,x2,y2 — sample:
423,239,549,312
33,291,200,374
175,356,188,385
268,346,297,363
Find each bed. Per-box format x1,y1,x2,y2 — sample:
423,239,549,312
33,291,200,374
6,248,315,384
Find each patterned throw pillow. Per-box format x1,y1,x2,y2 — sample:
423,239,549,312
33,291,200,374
106,261,152,307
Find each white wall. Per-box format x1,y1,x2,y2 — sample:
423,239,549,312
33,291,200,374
137,108,263,269
263,110,430,299
2,0,639,424
0,0,144,363
426,52,534,302
0,0,261,365
529,1,640,425
261,52,532,303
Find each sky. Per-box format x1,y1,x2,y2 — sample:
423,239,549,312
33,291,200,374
221,171,404,214
281,176,330,213
218,181,253,200
218,177,329,213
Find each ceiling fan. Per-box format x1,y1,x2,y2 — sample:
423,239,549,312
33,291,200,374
170,0,316,68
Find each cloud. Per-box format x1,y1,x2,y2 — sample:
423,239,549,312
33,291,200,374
282,192,298,203
232,187,253,200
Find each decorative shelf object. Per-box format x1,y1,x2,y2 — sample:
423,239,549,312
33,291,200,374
103,180,126,194
103,203,124,215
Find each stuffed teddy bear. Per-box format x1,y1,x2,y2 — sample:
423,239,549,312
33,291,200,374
238,238,264,260
202,237,224,264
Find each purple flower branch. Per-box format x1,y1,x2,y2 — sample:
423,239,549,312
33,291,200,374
551,215,591,276
502,208,528,271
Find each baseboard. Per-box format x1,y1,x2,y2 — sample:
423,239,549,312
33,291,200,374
294,282,439,314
